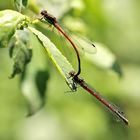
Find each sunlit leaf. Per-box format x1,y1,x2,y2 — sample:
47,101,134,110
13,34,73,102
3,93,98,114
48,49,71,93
84,42,122,76
71,0,85,13
28,26,75,89
0,10,30,48
62,16,87,34
19,33,50,116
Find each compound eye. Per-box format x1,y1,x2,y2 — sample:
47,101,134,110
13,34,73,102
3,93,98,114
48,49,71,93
41,10,47,15
69,70,76,77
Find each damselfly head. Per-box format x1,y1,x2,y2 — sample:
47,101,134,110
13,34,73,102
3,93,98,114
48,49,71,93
41,10,48,16
69,71,76,77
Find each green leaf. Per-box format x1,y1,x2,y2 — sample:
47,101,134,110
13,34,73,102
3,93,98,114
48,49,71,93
84,42,122,76
28,26,75,89
20,34,50,116
21,69,50,116
0,10,30,48
14,0,28,12
22,0,28,7
111,60,123,77
8,30,32,78
35,70,50,102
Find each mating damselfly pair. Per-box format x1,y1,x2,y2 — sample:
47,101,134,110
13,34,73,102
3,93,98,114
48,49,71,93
39,10,129,125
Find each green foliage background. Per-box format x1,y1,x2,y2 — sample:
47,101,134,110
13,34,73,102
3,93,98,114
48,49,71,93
0,0,140,140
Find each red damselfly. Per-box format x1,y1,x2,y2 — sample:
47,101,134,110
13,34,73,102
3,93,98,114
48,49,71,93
69,71,129,125
40,10,96,77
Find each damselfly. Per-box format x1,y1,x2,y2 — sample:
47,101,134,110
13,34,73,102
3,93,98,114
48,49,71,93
40,10,128,125
40,10,96,77
69,71,129,125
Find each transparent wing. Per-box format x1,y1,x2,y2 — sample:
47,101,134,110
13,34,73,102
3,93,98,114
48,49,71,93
69,34,97,55
39,18,97,56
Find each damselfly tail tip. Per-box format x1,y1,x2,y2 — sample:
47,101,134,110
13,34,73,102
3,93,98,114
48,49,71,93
124,118,129,126
118,112,129,125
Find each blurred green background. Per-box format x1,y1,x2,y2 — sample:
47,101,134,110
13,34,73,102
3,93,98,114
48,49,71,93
0,0,140,140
